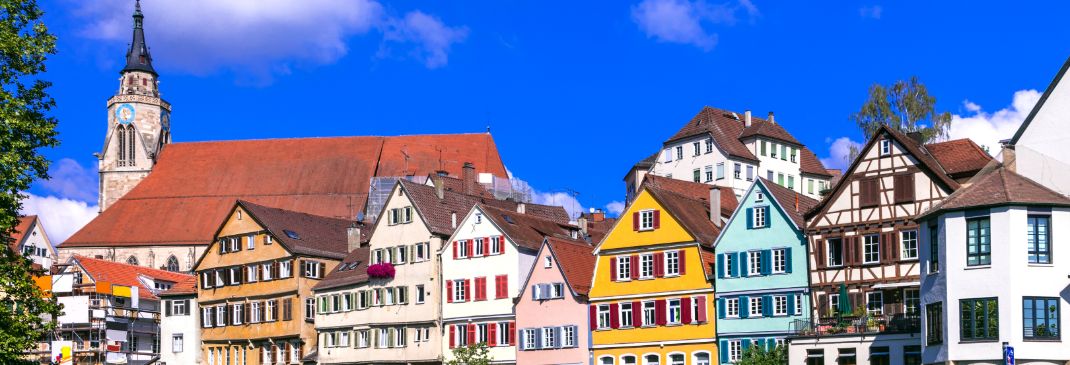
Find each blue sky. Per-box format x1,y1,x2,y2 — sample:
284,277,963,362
24,0,1070,242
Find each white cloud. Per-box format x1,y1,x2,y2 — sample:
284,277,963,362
946,89,1041,155
605,201,626,216
859,5,883,19
20,194,99,244
38,158,98,202
532,191,586,221
631,0,758,51
70,0,465,80
379,11,469,69
820,136,862,172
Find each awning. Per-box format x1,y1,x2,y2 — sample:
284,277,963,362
871,281,920,289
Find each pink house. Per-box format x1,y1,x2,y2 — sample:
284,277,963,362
515,237,596,365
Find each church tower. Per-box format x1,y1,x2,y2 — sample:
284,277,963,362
98,0,171,211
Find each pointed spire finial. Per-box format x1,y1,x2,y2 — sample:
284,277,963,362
122,0,156,75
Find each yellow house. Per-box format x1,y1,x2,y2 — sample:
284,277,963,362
195,200,363,365
589,176,736,365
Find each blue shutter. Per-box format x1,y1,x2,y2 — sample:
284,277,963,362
764,206,772,228
739,296,749,318
717,254,725,278
719,340,729,364
531,285,538,300
756,338,766,351
739,252,748,277
746,208,754,229
730,253,740,277
785,247,793,273
518,329,526,350
787,294,796,316
742,338,752,350
762,296,772,317
760,250,771,276
535,328,543,349
555,327,564,348
718,298,726,319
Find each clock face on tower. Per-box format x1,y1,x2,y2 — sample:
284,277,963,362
116,104,135,125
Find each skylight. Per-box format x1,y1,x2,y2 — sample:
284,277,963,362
283,230,300,240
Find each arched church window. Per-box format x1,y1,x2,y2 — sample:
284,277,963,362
126,125,136,166
165,255,179,272
126,255,139,266
117,126,127,166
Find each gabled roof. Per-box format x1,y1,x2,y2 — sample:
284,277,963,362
236,200,356,260
1010,56,1070,145
918,166,1070,220
478,204,578,252
399,179,569,237
642,181,727,246
158,276,197,297
641,175,739,218
757,178,819,229
544,237,596,296
663,106,832,177
925,139,995,179
72,255,193,299
313,246,371,292
8,215,37,251
63,133,508,248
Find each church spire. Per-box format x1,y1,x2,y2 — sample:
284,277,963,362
122,0,156,75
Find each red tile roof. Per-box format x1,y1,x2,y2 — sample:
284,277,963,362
918,166,1070,220
664,107,832,177
238,200,357,260
758,178,820,228
545,237,596,296
479,204,577,252
400,179,569,237
313,246,370,292
8,215,36,251
640,176,734,246
62,133,508,248
158,276,197,296
925,139,996,179
641,175,739,218
73,255,193,299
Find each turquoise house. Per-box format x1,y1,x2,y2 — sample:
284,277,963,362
713,178,816,364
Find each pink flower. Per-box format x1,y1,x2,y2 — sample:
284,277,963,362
367,263,396,279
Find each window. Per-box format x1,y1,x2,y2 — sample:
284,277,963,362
266,300,277,321
127,256,139,265
795,294,803,315
544,255,553,268
806,349,824,365
388,207,413,225
728,340,742,362
829,294,840,315
694,352,710,365
620,303,634,328
232,303,243,325
746,165,754,181
262,263,273,281
767,170,774,181
960,297,999,340
640,254,654,279
771,143,778,158
246,265,258,283
280,260,291,278
693,169,701,183
904,289,920,316
716,163,725,180
171,300,188,316
774,296,788,316
926,302,943,345
790,147,797,163
1027,215,1051,264
172,334,183,353
617,256,632,281
542,327,556,348
490,237,502,255
748,251,761,276
356,330,369,348
693,142,701,156
669,354,685,365
216,305,225,325
676,146,684,160
967,217,991,266
416,285,425,304
772,248,786,273
396,246,408,264
165,256,180,272
734,163,741,179
726,298,739,317
305,298,314,320
780,145,787,161
752,206,767,228
304,260,322,278
1024,297,1060,339
787,175,794,190
597,304,611,329
642,301,656,326
724,254,735,278
415,242,430,262
622,355,637,365
749,297,766,316
929,225,940,273
457,240,470,258
378,328,389,348
900,230,918,260
229,267,241,285
880,139,891,155
497,322,511,346
863,234,880,264
760,141,767,156
665,251,680,276
473,238,485,257
644,354,660,365
394,327,406,347
639,210,655,231
552,283,564,298
867,292,883,316
523,329,537,350
562,326,576,347
668,299,682,324
704,166,713,182
777,173,784,186
808,179,815,195
705,138,713,153
838,348,856,365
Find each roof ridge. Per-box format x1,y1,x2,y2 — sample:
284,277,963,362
74,254,192,279
170,132,492,146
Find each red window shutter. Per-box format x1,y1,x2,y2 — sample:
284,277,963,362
679,250,687,274
449,325,456,348
654,252,664,277
453,241,458,259
589,305,597,328
488,323,497,346
473,278,482,301
446,280,453,303
609,303,620,329
632,301,642,325
467,323,476,344
632,212,640,231
653,210,661,229
655,299,666,325
630,255,639,280
480,277,488,301
501,275,508,298
696,296,707,322
681,296,692,324
497,236,505,254
508,321,516,345
466,240,474,258
483,237,490,256
610,257,617,281
464,280,471,301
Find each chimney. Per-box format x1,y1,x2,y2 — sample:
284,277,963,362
578,215,589,238
710,186,722,228
433,177,445,200
767,111,775,124
462,162,476,195
1000,139,1016,172
516,203,526,214
744,110,752,128
347,223,362,253
794,192,800,213
592,208,605,222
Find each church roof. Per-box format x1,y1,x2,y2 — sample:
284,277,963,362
122,0,156,75
62,133,509,248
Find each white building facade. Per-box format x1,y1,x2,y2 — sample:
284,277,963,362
159,284,200,365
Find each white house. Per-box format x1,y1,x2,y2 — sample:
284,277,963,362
10,215,56,270
439,204,581,364
1004,56,1070,196
645,107,833,201
918,167,1070,364
159,277,200,365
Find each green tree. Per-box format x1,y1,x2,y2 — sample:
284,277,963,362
850,76,952,145
445,342,492,365
0,0,61,362
737,344,788,365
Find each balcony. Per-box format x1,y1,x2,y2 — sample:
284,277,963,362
790,314,920,338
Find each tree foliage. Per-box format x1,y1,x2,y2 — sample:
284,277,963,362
0,0,61,361
445,342,493,365
737,344,788,365
851,76,952,144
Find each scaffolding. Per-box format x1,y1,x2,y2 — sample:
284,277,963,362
364,175,536,223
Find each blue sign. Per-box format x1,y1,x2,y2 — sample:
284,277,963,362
1004,346,1014,365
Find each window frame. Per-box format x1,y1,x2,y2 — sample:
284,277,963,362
639,254,655,279
966,217,992,266
725,297,740,318
616,255,632,281
667,299,682,325
901,230,919,260
959,297,999,341
772,248,786,274
1027,215,1052,264
597,304,611,330
753,206,767,229
665,250,680,276
747,251,761,276
1023,296,1060,340
749,296,763,317
866,291,884,316
863,234,880,264
773,295,788,316
827,238,844,267
926,301,943,345
642,301,656,327
638,210,656,231
620,302,634,328
880,139,891,156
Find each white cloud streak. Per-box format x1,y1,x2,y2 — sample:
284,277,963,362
379,11,469,69
605,201,626,216
38,158,98,203
819,136,862,172
859,5,883,19
946,89,1041,155
20,194,99,244
631,0,759,51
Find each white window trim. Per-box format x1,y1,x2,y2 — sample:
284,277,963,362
726,298,740,318
863,234,880,264
773,295,788,316
772,248,786,274
638,210,655,231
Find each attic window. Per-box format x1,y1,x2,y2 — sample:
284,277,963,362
475,213,484,224
756,192,764,201
284,230,300,240
237,210,242,220
503,215,515,224
880,140,891,156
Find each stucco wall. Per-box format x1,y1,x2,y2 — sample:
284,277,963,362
160,295,202,365
515,244,591,365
